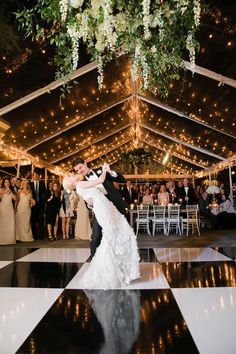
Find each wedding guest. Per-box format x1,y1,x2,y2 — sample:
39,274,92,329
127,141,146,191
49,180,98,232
167,180,177,204
15,178,22,192
0,178,16,245
178,178,196,205
151,186,158,201
194,184,201,201
46,182,61,241
122,180,137,205
158,185,170,206
69,190,92,240
198,192,217,228
217,194,236,229
142,188,153,205
10,177,17,193
30,170,46,239
60,188,74,239
15,180,34,242
137,184,144,203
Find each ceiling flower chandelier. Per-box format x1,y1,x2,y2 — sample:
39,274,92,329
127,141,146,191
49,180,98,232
16,0,201,95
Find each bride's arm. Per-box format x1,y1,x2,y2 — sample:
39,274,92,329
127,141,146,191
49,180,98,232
77,170,106,189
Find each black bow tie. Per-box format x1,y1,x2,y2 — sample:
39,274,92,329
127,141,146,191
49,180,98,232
86,171,93,177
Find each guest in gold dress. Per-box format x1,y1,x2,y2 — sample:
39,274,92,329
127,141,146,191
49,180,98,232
15,180,35,242
0,178,16,245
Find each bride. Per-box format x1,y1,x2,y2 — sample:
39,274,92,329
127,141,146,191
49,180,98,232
63,166,140,289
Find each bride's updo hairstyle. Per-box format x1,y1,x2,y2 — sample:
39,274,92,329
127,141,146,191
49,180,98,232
62,174,78,193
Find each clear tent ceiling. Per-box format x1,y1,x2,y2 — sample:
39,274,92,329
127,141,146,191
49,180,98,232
0,0,236,176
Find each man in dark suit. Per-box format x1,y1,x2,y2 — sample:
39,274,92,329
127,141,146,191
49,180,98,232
73,157,127,257
121,180,138,205
177,178,196,205
30,170,46,239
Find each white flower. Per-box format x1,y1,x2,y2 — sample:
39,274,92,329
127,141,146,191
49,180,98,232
186,31,195,72
193,0,201,27
59,0,68,21
142,0,151,39
67,24,80,70
97,170,102,174
151,45,157,53
69,0,84,9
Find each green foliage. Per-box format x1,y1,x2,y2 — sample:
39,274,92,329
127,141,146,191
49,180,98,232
15,0,201,95
122,148,152,166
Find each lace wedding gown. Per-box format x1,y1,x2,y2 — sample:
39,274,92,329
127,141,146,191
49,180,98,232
76,185,140,289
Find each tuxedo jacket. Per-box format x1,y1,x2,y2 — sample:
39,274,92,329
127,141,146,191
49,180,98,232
89,169,127,215
30,180,46,205
121,187,138,204
177,186,196,204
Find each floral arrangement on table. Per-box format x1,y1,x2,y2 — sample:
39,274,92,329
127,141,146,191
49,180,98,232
16,0,201,95
122,148,151,166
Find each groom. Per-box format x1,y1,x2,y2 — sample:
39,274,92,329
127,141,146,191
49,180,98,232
73,157,127,257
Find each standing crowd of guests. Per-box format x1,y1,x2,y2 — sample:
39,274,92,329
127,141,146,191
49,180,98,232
1,173,236,245
0,171,91,245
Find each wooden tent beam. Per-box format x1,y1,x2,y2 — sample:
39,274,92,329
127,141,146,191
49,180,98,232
0,61,98,117
183,60,236,90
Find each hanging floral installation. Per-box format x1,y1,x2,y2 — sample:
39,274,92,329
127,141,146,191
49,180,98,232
122,148,152,167
16,0,201,95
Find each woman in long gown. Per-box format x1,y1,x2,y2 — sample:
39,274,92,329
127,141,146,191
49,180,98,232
0,178,16,245
45,182,61,240
69,191,91,240
15,180,34,242
63,168,140,289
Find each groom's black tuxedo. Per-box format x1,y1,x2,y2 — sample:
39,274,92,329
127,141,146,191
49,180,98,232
86,168,127,257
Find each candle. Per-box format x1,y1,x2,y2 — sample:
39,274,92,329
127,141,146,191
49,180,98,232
130,203,134,210
140,204,143,209
134,199,138,204
154,199,157,204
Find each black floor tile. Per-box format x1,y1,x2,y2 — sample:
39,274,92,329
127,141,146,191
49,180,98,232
0,247,38,261
0,262,82,288
215,247,236,260
139,248,158,262
17,289,198,354
161,261,236,288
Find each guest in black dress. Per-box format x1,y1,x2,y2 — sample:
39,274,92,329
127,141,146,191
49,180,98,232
45,182,61,241
217,194,236,229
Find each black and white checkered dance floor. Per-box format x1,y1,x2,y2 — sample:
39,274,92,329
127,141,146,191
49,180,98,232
0,246,236,353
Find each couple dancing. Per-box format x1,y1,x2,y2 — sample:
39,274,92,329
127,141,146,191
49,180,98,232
63,158,140,289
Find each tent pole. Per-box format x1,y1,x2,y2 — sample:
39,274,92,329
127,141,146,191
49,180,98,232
16,159,20,178
31,164,34,181
229,163,233,202
45,168,48,188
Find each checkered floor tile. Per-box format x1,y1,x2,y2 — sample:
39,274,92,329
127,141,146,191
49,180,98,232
0,246,235,354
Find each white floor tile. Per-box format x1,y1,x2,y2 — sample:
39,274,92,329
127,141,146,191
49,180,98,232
153,247,232,262
0,288,62,354
16,248,90,263
172,287,236,354
0,261,12,270
124,263,170,289
66,263,169,289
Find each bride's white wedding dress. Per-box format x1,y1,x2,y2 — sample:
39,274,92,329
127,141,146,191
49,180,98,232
76,184,140,289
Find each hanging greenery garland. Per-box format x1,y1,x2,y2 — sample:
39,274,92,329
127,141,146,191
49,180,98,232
15,0,201,95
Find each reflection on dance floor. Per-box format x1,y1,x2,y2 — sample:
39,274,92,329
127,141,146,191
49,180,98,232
17,289,198,354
